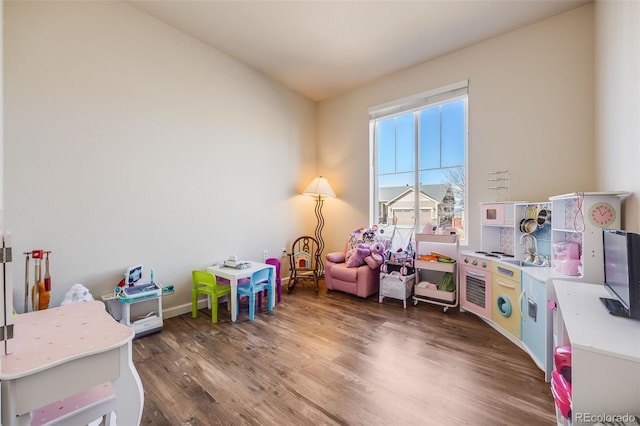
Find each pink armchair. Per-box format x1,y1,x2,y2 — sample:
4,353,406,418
324,229,384,298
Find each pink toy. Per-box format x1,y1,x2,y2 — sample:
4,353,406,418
422,222,437,234
366,242,386,267
346,243,371,268
347,243,386,269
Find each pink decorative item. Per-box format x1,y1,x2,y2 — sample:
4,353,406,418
422,222,437,234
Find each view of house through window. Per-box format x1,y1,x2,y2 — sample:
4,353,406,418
370,83,467,240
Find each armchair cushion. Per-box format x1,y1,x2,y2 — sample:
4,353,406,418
329,263,360,282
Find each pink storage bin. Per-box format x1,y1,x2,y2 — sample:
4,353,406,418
551,370,572,419
554,346,572,383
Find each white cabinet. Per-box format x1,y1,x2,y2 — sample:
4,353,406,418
480,202,517,254
413,233,458,311
481,202,515,226
553,280,640,424
550,192,627,283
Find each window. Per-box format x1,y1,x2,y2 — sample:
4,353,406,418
370,81,468,239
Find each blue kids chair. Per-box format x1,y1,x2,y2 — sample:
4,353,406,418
236,267,274,321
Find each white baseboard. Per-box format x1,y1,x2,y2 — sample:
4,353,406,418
163,302,195,319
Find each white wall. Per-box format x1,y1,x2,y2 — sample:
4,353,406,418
318,4,596,252
595,0,640,232
4,1,317,313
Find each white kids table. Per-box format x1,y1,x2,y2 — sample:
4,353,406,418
207,262,276,322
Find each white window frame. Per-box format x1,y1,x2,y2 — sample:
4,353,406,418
369,80,469,239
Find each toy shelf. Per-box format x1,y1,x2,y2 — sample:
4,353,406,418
413,233,459,312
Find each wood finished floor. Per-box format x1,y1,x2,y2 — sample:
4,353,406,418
133,281,556,426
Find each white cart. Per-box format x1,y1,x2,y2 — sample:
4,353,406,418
413,233,459,312
102,283,174,338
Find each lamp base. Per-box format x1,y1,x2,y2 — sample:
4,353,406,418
314,197,326,277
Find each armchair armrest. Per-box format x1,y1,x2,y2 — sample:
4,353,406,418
326,252,346,263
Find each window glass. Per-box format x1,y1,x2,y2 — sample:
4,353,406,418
395,114,415,173
373,95,467,239
377,118,395,175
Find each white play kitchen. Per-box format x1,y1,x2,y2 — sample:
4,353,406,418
459,191,640,425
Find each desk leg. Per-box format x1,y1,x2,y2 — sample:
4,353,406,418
1,380,30,426
230,278,238,322
270,274,275,311
112,340,143,425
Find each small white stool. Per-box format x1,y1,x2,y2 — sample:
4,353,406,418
30,382,115,426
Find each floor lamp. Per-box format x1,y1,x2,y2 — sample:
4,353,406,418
302,176,335,277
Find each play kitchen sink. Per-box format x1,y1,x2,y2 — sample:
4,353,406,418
500,258,545,268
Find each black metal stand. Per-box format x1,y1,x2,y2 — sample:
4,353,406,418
313,195,326,277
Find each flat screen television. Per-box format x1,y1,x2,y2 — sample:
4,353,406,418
601,229,640,320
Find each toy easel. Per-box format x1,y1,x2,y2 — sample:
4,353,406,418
23,250,52,312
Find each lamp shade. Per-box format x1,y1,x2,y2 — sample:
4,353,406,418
302,176,336,198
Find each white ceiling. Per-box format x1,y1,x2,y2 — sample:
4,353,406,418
127,0,590,101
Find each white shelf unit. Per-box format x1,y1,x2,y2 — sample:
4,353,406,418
513,201,553,263
413,233,459,312
549,192,627,283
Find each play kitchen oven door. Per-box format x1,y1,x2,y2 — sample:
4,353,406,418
460,254,492,319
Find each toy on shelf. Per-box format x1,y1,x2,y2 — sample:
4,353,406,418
103,264,173,338
23,250,52,312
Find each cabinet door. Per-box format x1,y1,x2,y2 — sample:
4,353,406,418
481,203,505,226
521,273,546,371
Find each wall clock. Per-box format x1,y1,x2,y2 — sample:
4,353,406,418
588,201,616,227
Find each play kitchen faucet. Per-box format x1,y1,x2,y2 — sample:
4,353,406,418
519,234,549,265
519,234,551,266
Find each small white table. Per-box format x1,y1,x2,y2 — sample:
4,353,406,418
0,301,143,425
207,262,276,322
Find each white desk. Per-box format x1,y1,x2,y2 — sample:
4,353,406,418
207,262,275,322
0,301,143,425
553,280,640,423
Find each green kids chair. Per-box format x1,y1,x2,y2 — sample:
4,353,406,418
192,270,232,323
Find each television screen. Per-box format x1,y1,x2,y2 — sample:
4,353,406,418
603,230,630,308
